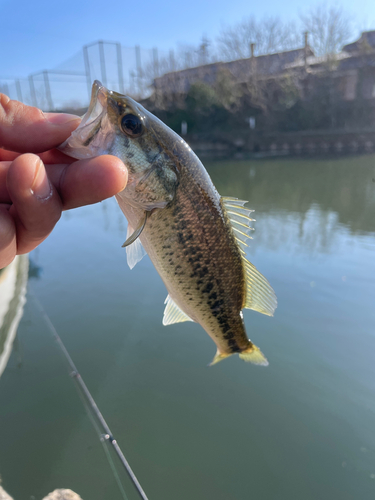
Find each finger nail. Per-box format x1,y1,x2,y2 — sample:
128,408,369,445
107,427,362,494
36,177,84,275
118,161,128,190
31,159,52,199
45,112,81,126
0,93,11,105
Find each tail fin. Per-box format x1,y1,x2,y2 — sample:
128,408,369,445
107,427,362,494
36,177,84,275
209,344,268,366
209,351,231,366
239,344,269,366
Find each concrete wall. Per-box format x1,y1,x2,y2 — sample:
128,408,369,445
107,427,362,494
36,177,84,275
189,129,375,158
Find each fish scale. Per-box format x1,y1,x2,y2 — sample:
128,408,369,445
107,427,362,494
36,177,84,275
117,159,262,362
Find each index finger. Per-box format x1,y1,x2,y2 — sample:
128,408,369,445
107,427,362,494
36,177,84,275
0,93,81,154
1,147,78,164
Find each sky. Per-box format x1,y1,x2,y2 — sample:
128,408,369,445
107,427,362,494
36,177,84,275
1,0,375,79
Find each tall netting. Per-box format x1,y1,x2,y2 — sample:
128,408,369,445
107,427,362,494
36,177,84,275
0,41,169,111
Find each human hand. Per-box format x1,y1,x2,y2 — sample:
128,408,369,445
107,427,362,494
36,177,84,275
0,94,128,269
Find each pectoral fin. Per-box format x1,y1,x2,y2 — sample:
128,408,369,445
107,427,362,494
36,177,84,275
122,211,149,248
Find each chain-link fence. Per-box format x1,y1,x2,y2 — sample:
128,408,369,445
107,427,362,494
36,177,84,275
0,41,172,111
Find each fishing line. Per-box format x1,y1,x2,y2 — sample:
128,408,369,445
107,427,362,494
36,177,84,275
68,368,130,500
30,289,150,500
70,375,136,500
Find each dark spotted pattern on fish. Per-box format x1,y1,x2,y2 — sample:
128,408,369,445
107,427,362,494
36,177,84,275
136,158,254,356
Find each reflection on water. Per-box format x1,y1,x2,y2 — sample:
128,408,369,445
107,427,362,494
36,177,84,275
0,156,374,500
209,155,375,240
0,255,29,378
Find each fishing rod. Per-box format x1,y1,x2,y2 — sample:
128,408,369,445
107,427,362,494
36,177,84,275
31,291,150,500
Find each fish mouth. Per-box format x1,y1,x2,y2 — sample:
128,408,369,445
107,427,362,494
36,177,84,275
85,80,125,119
58,80,113,159
80,80,108,128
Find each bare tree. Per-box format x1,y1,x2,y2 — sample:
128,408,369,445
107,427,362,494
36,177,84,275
300,4,353,56
143,37,218,87
217,16,300,61
177,43,198,69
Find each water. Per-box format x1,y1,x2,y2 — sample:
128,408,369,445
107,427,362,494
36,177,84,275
1,155,375,500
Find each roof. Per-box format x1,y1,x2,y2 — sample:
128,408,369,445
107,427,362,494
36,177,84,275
285,49,375,75
343,31,375,53
153,47,314,91
285,51,352,71
226,48,314,80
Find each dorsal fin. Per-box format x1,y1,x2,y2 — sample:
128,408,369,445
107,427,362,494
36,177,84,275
221,197,277,317
221,197,255,249
163,295,194,325
242,259,277,316
125,223,147,269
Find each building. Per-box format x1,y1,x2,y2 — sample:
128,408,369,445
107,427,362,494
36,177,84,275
153,31,375,105
150,31,375,155
286,31,375,102
153,45,314,94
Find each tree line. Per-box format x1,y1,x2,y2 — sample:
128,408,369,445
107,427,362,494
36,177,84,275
143,2,356,80
142,4,374,139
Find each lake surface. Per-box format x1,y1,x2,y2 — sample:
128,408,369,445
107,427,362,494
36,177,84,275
1,155,375,500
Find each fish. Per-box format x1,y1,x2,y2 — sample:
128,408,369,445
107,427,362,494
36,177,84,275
59,80,277,366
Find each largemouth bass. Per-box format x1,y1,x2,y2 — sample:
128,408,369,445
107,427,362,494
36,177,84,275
59,81,277,366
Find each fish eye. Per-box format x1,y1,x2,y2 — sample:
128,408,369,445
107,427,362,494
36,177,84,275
121,114,143,137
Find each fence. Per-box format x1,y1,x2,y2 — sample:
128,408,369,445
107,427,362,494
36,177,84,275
0,41,172,111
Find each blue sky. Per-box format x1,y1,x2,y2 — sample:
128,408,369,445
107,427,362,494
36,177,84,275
1,0,375,79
